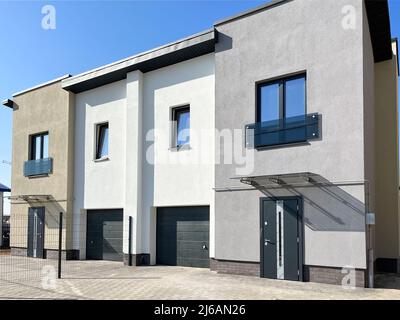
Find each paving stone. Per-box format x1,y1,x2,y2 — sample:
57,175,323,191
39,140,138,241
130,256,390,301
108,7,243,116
0,256,400,300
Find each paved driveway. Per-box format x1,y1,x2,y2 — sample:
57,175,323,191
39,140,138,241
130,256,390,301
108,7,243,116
1,256,400,300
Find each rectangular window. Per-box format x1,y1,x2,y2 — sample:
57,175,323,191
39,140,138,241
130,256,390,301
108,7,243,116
30,132,49,160
257,74,306,123
171,106,190,149
96,123,109,160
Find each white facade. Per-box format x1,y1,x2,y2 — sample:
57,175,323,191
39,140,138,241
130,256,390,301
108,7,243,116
72,54,215,261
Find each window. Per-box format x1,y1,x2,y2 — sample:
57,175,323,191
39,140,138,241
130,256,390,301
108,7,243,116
257,74,306,123
30,132,49,160
95,123,109,160
246,74,318,149
171,106,190,149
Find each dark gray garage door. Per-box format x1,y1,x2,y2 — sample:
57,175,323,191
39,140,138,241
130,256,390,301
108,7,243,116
157,206,209,268
86,209,123,262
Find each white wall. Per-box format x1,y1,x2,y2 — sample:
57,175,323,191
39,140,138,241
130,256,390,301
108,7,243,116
73,80,127,257
73,55,216,260
82,81,127,209
145,54,215,207
142,54,216,259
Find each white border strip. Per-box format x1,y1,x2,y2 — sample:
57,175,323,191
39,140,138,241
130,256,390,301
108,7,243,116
13,74,71,97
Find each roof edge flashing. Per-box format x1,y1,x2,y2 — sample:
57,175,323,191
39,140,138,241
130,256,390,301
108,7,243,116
12,74,71,98
214,0,291,26
62,29,215,91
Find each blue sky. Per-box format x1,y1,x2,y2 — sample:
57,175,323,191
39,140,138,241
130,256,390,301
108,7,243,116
0,0,399,215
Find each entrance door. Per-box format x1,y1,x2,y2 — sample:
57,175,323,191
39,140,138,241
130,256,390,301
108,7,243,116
27,207,45,258
261,198,303,281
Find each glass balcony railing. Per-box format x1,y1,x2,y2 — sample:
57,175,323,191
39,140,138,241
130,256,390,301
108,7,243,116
24,158,53,177
246,113,321,149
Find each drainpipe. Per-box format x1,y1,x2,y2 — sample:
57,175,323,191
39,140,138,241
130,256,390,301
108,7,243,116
364,181,374,288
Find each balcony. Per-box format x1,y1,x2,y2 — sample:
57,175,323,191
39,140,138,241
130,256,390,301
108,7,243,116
246,113,321,149
24,158,53,177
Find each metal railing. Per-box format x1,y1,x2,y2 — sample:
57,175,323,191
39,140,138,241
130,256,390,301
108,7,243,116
246,113,321,149
23,158,53,177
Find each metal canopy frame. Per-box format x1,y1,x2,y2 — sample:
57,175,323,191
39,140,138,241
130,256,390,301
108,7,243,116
7,195,52,202
232,172,366,190
234,172,321,188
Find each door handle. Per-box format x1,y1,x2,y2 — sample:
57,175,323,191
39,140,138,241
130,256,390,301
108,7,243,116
265,240,274,246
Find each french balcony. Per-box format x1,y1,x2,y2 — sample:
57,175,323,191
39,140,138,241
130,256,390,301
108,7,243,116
24,158,53,177
246,113,321,149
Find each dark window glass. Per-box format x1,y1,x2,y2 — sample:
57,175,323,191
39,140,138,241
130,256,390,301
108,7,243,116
30,133,49,160
285,77,306,118
258,75,306,123
260,83,280,123
172,106,190,148
96,123,109,159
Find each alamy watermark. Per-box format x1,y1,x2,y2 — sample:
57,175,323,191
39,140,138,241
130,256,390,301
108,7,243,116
145,127,255,176
41,5,56,30
341,5,356,30
341,266,357,290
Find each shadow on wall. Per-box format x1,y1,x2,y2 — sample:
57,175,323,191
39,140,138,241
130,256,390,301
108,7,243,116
215,32,233,53
82,80,127,108
256,175,366,232
25,196,66,230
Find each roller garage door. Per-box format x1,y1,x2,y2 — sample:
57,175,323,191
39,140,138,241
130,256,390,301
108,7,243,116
157,206,209,268
86,209,123,261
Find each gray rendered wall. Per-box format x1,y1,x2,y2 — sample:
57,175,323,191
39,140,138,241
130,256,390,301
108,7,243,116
214,0,367,269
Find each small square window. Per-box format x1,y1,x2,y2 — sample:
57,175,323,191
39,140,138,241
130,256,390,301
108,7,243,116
95,123,109,160
171,106,190,149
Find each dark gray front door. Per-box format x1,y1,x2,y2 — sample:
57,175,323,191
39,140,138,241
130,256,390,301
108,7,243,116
261,198,302,281
27,207,45,259
86,209,123,261
157,206,209,268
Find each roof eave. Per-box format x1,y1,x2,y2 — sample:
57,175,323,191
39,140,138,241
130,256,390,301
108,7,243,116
12,74,71,98
365,0,393,63
2,99,13,109
0,183,11,192
62,29,216,94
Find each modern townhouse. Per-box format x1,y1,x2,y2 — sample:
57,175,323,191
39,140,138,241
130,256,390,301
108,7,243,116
2,0,399,288
2,77,75,258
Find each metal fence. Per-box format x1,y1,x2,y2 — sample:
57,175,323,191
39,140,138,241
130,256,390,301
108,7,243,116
0,213,134,299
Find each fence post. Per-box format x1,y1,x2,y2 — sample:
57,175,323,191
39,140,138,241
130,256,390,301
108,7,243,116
128,216,132,266
58,212,63,279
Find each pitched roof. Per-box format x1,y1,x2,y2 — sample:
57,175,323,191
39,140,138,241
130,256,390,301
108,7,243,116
0,183,10,192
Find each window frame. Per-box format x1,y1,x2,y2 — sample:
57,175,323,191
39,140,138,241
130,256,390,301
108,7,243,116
170,105,190,150
256,73,307,124
29,132,49,161
95,122,109,160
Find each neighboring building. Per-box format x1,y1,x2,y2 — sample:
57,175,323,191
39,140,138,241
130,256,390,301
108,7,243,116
2,76,75,259
2,216,10,249
2,0,399,287
0,183,11,248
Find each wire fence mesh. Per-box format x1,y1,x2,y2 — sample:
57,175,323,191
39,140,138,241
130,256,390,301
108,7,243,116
0,212,134,299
